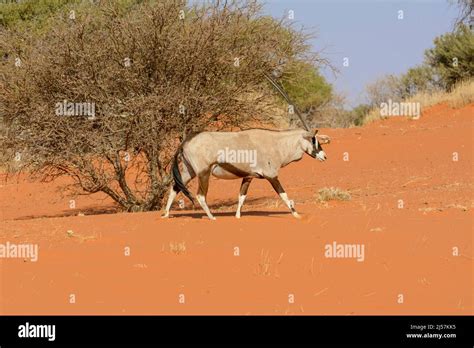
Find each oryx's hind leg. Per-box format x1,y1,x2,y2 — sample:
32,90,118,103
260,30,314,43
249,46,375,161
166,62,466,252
236,177,253,218
162,162,195,218
162,186,177,218
196,170,215,220
267,177,300,219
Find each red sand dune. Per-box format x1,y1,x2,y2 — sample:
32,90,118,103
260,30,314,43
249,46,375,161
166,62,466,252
0,103,472,315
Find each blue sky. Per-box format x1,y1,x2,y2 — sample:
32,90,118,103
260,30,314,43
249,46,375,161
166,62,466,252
263,0,461,107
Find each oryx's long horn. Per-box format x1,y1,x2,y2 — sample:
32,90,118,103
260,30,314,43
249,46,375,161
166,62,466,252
264,72,311,132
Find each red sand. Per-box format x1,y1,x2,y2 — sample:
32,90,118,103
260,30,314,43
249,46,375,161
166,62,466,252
0,103,472,315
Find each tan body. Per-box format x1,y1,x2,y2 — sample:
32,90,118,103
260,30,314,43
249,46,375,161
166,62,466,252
162,128,330,220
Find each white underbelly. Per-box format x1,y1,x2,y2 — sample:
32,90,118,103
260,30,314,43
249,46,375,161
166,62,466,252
211,165,242,179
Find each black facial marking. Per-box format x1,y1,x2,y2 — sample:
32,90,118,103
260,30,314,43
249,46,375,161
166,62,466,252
312,136,322,152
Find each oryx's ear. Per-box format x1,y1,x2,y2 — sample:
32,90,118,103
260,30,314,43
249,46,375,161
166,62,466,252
316,134,331,144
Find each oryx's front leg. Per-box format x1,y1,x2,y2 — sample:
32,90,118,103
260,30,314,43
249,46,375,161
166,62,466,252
236,177,253,218
267,177,300,219
196,170,215,220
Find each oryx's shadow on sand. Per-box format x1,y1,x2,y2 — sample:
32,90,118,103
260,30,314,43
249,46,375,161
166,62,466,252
171,210,291,219
14,205,120,221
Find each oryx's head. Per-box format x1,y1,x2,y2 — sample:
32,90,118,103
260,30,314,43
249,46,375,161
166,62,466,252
301,129,330,162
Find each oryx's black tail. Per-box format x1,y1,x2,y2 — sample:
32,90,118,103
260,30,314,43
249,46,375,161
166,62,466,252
172,149,195,205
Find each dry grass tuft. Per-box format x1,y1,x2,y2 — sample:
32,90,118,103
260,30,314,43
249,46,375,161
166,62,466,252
169,241,186,255
256,249,284,277
317,187,351,202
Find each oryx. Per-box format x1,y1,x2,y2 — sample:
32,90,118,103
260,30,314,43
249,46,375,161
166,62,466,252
161,128,330,220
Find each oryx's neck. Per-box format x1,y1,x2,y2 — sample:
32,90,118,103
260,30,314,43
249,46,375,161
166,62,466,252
275,131,305,167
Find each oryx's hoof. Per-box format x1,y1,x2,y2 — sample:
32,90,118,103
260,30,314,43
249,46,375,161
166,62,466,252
235,213,241,219
292,212,301,219
161,213,169,219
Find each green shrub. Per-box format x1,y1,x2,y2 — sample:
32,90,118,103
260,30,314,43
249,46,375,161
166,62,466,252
425,24,474,90
281,60,332,113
